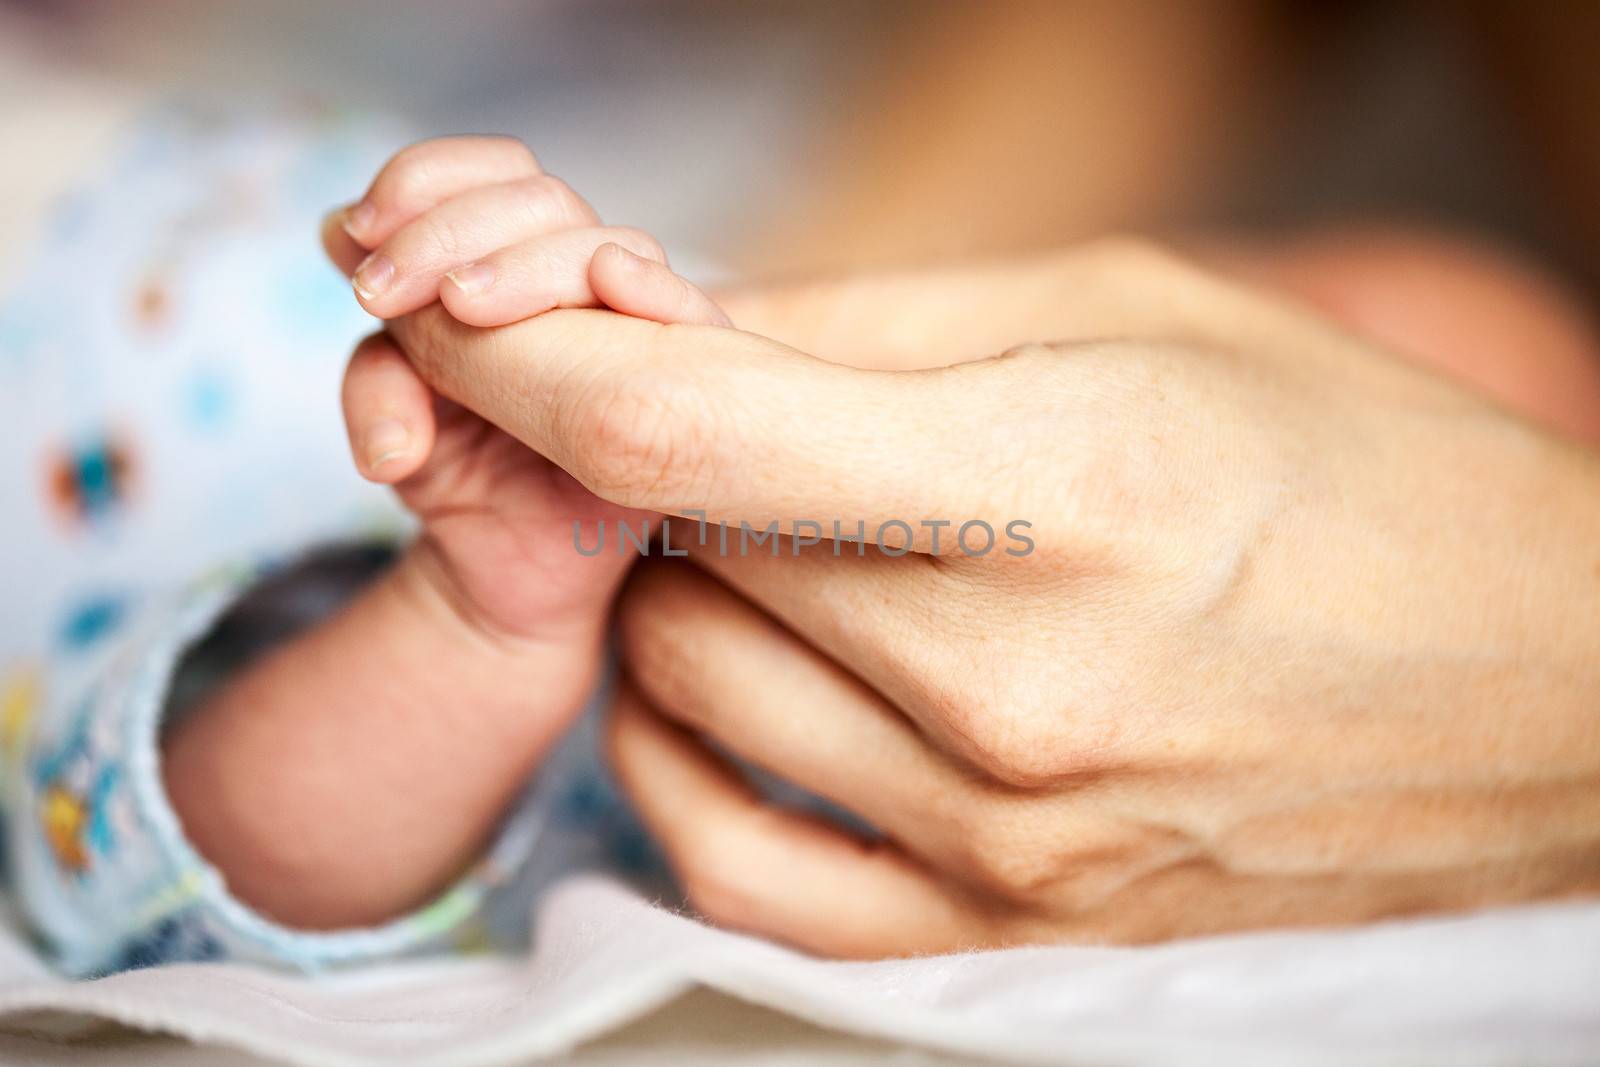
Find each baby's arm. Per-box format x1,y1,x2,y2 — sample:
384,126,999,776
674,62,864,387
160,543,585,929
159,137,728,935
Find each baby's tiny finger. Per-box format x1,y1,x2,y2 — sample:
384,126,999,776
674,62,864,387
340,135,542,250
590,243,732,327
351,175,599,319
438,227,666,327
341,333,437,484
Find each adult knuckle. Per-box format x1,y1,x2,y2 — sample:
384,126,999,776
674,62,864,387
572,371,719,507
966,723,1065,789
581,381,678,498
942,697,1043,787
947,680,1122,789
934,677,1036,785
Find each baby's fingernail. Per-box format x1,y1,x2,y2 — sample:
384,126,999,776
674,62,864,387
364,419,410,470
445,262,494,296
352,254,395,301
341,201,376,242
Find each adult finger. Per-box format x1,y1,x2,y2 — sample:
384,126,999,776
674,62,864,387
387,305,1048,553
340,332,437,484
675,535,1026,754
438,228,669,327
351,175,599,318
335,135,542,250
606,684,984,957
616,559,980,863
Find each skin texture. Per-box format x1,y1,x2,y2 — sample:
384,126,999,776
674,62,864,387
374,238,1600,956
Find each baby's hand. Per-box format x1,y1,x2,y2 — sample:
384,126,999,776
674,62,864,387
323,135,728,644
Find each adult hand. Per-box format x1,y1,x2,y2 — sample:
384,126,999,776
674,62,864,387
385,240,1600,955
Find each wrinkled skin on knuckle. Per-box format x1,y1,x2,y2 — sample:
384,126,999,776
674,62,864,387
964,713,1082,789
571,370,724,508
940,687,1062,789
935,657,1134,791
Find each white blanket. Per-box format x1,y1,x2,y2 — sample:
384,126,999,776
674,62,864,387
1,877,1597,1066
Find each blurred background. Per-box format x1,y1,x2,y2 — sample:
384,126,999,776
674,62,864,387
3,0,1597,287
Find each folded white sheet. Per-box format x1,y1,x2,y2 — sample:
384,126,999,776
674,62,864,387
1,877,1597,1067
